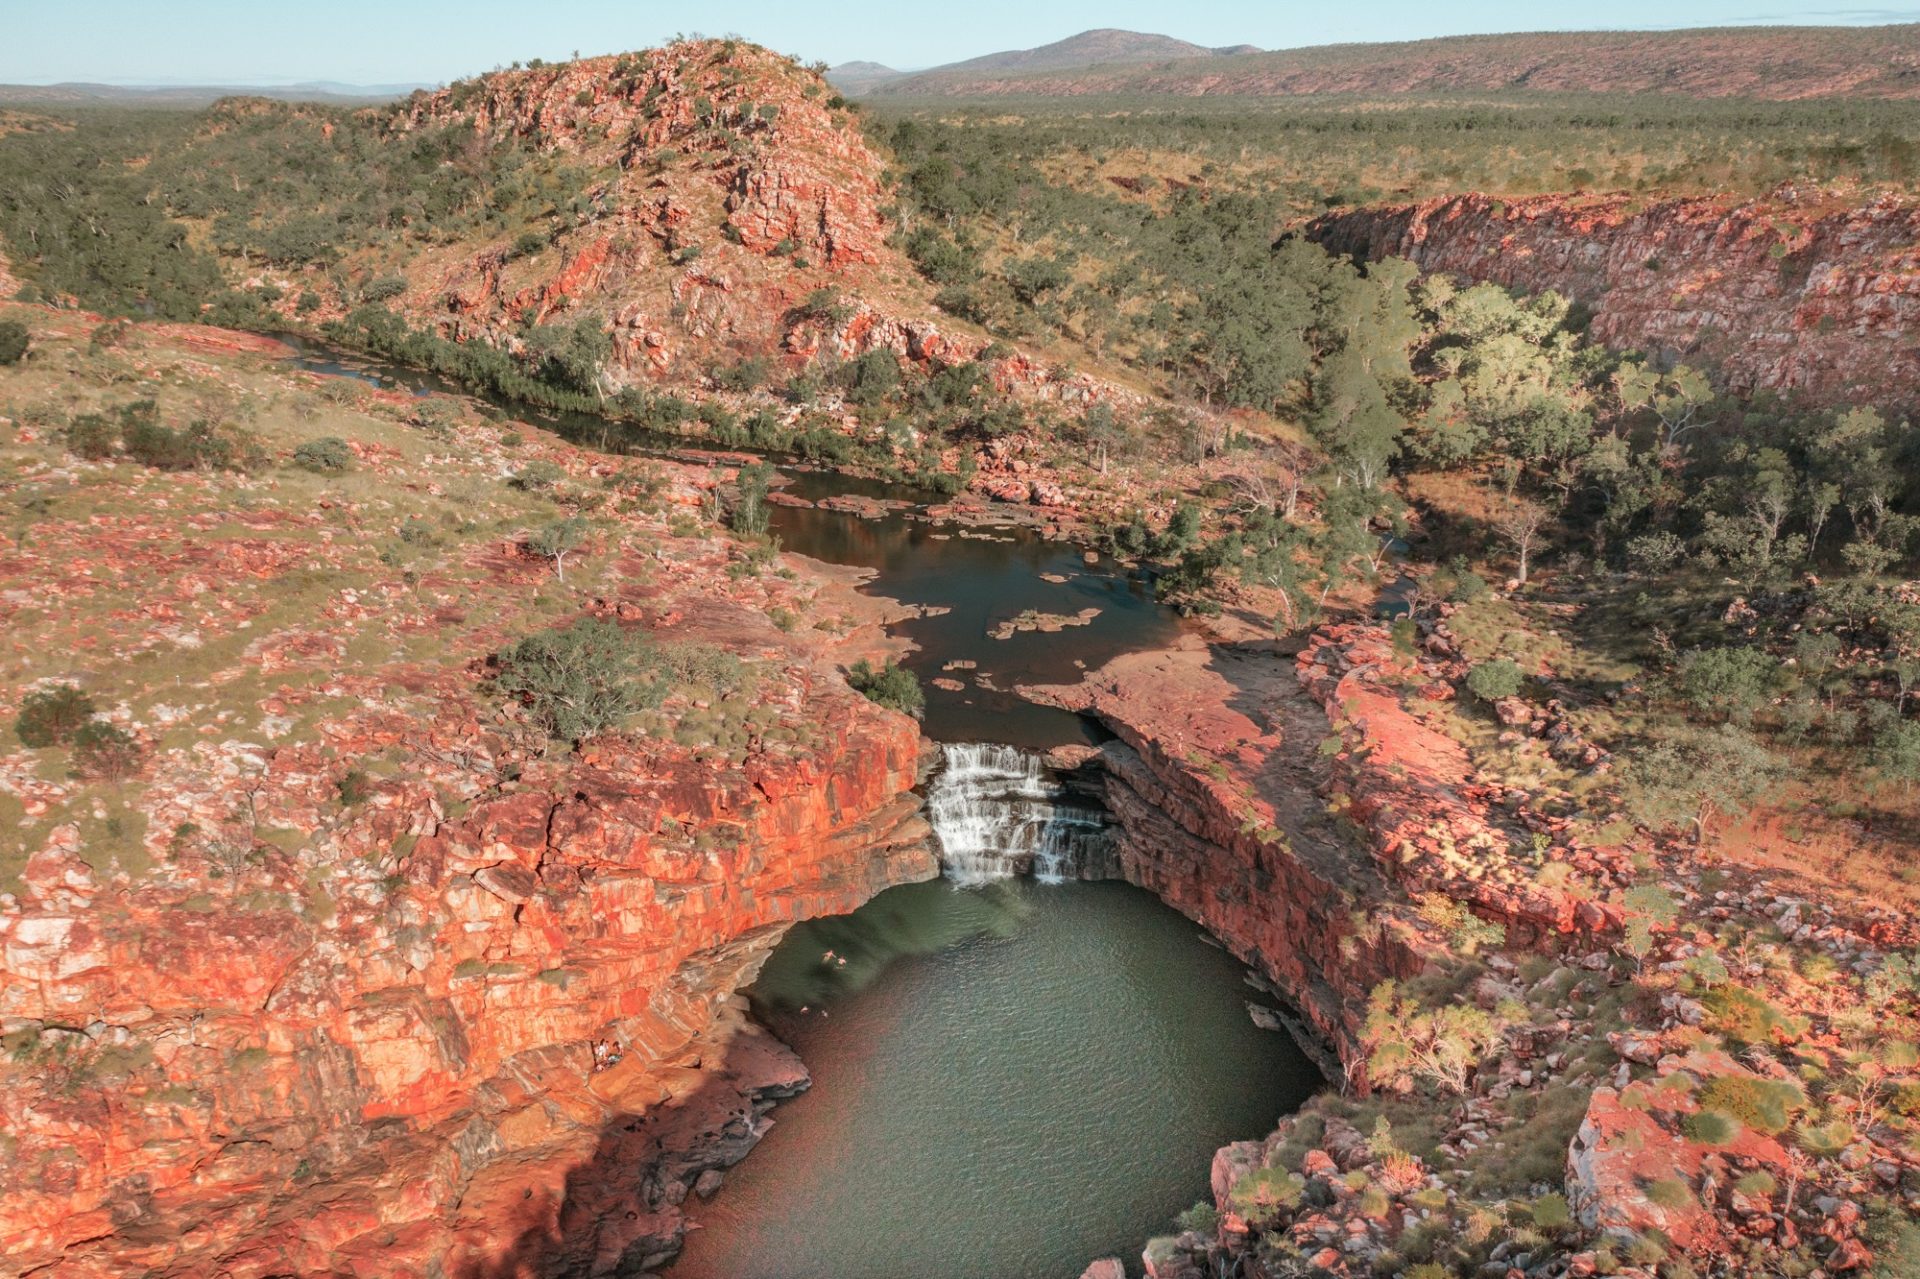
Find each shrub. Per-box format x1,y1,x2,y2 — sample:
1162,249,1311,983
510,460,567,492
1702,984,1804,1045
71,720,142,780
0,319,30,365
121,411,264,472
1227,1168,1303,1224
337,769,373,805
1695,1074,1806,1136
493,617,661,743
658,641,752,697
1466,658,1524,702
292,436,354,473
1174,1201,1219,1234
65,414,117,460
1529,1192,1573,1230
847,659,923,716
1448,566,1491,603
361,276,408,303
15,684,96,747
1797,1117,1854,1155
1682,1109,1743,1145
1645,1178,1694,1210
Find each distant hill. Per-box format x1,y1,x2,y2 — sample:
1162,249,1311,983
826,61,904,94
0,81,425,108
842,29,1264,93
863,23,1920,100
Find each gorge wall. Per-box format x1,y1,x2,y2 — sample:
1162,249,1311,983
1309,190,1920,410
1028,638,1425,1069
0,318,938,1278
1029,622,1634,1075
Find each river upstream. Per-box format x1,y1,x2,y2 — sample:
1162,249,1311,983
287,342,1323,1278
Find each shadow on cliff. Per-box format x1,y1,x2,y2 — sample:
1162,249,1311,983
452,1061,780,1279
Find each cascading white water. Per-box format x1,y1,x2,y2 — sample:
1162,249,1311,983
926,743,1114,886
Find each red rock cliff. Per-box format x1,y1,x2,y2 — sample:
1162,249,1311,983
0,321,936,1278
1309,189,1920,408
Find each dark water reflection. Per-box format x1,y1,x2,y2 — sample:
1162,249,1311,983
281,336,1185,748
673,880,1321,1279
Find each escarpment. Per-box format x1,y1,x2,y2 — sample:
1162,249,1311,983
1309,190,1920,409
0,322,937,1278
1029,640,1422,1068
1026,622,1637,1072
3,727,934,1278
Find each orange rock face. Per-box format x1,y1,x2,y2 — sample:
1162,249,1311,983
1024,637,1426,1066
1310,189,1920,409
0,684,933,1279
383,41,899,386
0,324,938,1277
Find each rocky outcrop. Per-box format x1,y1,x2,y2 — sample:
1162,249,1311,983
1064,620,1917,1278
1309,189,1920,409
1297,623,1635,946
0,320,937,1277
378,41,899,385
1027,622,1638,1071
1025,637,1430,1067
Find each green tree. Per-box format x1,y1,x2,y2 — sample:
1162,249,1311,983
1615,361,1714,448
527,516,588,581
1626,724,1786,845
292,437,354,473
1364,980,1502,1094
840,349,900,408
15,684,96,748
493,617,660,743
730,462,774,537
846,659,923,716
1466,659,1524,702
1677,646,1778,723
0,320,29,365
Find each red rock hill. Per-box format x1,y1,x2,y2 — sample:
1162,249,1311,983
379,40,909,384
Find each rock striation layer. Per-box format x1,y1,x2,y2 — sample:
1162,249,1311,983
0,320,937,1278
1309,189,1920,409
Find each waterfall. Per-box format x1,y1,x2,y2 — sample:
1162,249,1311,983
926,743,1114,886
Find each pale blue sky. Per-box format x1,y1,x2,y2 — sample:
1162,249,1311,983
4,0,1915,86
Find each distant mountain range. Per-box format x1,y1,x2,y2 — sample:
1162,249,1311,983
831,28,1261,94
845,23,1920,100
0,80,426,108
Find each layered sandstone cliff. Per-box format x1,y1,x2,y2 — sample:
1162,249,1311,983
1027,637,1426,1073
0,316,935,1277
1040,620,1913,1278
1309,189,1920,409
